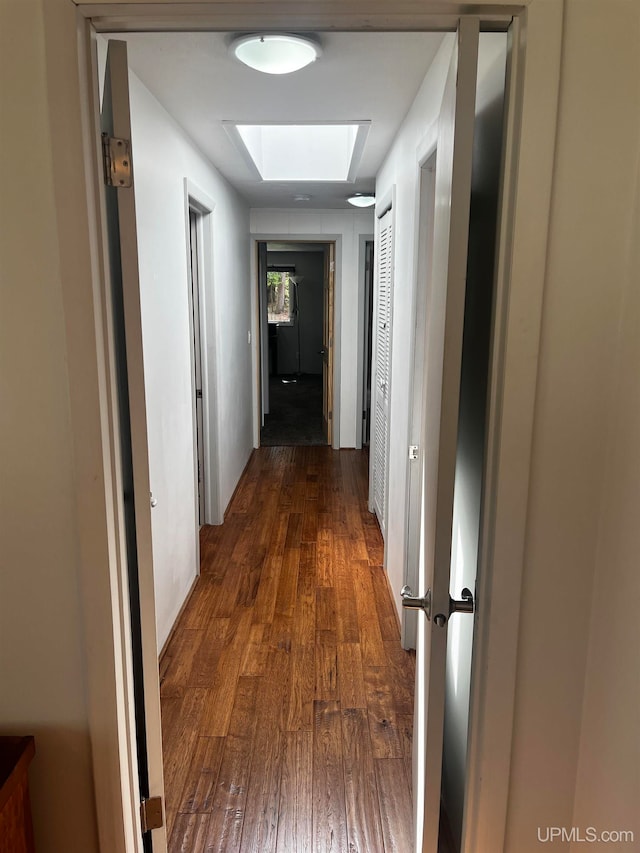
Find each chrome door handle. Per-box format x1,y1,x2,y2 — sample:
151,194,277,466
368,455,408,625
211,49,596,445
401,585,431,621
450,587,474,615
433,587,475,627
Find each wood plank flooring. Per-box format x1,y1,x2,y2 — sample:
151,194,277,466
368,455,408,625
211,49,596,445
160,447,415,853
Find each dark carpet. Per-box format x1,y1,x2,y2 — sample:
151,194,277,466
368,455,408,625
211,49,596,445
260,374,326,446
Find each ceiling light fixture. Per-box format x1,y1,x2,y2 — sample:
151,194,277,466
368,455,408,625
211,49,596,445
230,33,322,75
347,193,376,208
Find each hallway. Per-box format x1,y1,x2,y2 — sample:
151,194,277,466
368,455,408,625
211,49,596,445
160,446,415,852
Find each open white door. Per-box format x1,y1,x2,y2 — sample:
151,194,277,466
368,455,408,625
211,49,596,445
403,20,479,852
322,242,335,445
258,240,269,426
188,210,206,526
101,39,167,852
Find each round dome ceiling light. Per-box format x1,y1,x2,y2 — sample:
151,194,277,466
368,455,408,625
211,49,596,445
347,193,376,208
230,34,322,75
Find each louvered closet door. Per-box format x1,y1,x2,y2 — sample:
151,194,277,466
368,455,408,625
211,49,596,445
372,208,393,536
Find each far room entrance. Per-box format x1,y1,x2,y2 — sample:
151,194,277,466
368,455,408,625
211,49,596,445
257,240,335,446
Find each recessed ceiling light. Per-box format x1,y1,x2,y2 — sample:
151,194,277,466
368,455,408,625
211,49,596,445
347,193,376,208
230,33,322,75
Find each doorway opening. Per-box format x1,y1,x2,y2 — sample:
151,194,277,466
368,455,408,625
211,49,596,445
361,239,375,447
184,181,223,531
188,208,206,524
89,13,520,852
257,241,335,447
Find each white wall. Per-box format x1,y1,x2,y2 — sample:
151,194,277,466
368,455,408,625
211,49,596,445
571,154,640,848
128,73,253,649
375,35,453,612
569,2,640,845
0,2,100,851
250,209,374,447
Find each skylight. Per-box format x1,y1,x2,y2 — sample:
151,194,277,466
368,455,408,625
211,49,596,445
225,122,370,182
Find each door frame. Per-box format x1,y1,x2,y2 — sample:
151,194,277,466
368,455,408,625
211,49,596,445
184,180,223,526
250,235,339,449
402,143,437,651
68,4,563,853
356,236,375,450
187,208,206,526
323,241,335,445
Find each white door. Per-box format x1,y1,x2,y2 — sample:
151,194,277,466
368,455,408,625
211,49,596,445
371,208,393,536
188,210,206,525
403,157,436,652
102,39,168,852
322,242,336,445
258,240,269,424
406,20,480,852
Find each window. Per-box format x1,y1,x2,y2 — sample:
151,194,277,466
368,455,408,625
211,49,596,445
267,266,295,325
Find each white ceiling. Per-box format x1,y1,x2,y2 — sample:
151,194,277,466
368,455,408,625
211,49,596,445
116,31,444,209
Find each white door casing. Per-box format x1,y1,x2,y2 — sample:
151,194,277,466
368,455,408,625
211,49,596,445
188,209,206,525
258,240,269,425
322,242,336,445
183,179,223,527
412,19,479,852
102,38,168,853
403,152,437,651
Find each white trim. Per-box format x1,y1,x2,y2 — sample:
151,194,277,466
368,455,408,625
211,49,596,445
354,232,374,450
402,138,437,650
77,3,523,34
184,200,203,563
183,179,224,525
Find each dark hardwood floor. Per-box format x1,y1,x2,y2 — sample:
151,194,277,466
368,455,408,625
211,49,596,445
160,446,415,852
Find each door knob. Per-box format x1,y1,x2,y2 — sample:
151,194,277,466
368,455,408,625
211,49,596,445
450,587,474,615
433,588,475,627
401,585,432,621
